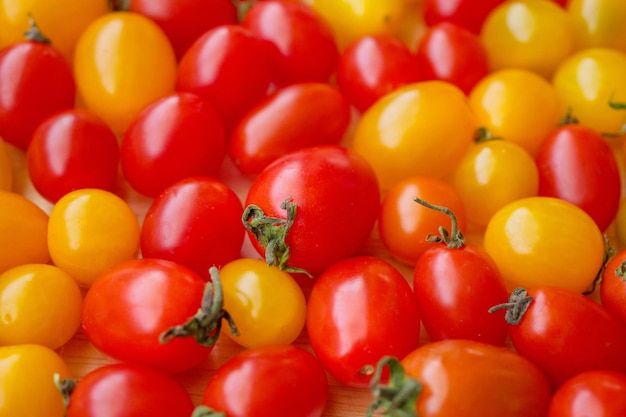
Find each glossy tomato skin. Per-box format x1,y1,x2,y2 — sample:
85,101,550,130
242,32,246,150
413,243,509,345
567,0,626,52
423,0,506,34
141,176,244,280
245,146,380,274
129,0,237,60
120,92,226,198
600,249,626,326
228,83,351,176
535,123,620,232
401,339,552,417
0,41,75,150
82,258,210,374
242,0,338,86
548,370,626,417
66,363,195,417
415,22,489,95
336,34,421,113
505,286,626,386
177,25,273,133
27,108,119,203
307,256,420,387
201,344,328,417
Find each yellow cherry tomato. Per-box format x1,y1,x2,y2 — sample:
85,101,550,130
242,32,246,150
47,188,140,287
451,139,539,229
484,196,604,293
0,344,70,417
0,190,49,274
351,81,477,191
219,258,307,349
552,48,626,136
0,0,107,62
469,68,564,155
0,139,12,191
73,11,177,134
480,0,575,79
567,0,626,52
0,264,82,349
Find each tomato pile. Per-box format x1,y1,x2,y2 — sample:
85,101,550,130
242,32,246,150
1,0,626,416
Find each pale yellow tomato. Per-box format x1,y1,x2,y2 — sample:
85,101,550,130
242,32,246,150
0,139,12,191
47,188,140,287
567,0,626,52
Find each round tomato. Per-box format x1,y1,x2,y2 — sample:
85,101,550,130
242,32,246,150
199,344,328,417
423,0,505,34
307,256,420,387
567,0,626,52
600,249,626,326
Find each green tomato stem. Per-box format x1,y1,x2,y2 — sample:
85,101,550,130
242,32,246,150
24,14,51,44
412,198,465,249
488,287,533,325
367,356,421,417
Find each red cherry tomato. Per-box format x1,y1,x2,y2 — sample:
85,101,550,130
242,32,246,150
336,34,421,113
307,256,420,387
228,82,351,176
120,92,226,198
177,25,272,133
140,176,245,280
242,0,338,86
600,249,626,326
423,0,506,34
200,344,328,417
26,108,119,203
66,363,194,417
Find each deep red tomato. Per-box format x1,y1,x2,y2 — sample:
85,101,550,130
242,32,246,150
176,25,272,133
415,22,489,95
548,370,626,417
244,145,380,275
423,0,506,34
0,23,75,150
412,199,509,346
242,0,338,86
336,34,421,113
129,0,237,60
199,344,328,417
307,256,420,387
120,92,226,198
26,108,119,203
65,363,194,417
140,176,245,280
228,83,351,176
82,259,224,374
535,123,621,232
490,286,626,386
600,249,626,326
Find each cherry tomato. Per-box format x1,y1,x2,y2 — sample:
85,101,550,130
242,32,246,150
74,11,177,134
451,139,539,229
469,68,564,155
0,190,49,274
0,264,81,349
26,109,119,203
548,370,626,417
600,249,626,326
423,0,505,34
120,92,226,198
0,27,75,150
336,34,421,113
177,25,272,133
535,123,621,231
483,197,604,292
491,286,626,386
307,256,420,387
200,344,328,417
66,363,195,417
129,0,237,60
47,189,140,287
242,0,338,86
415,22,489,95
228,83,351,176
378,176,467,265
140,176,244,279
0,344,71,417
567,0,626,52
352,81,477,190
244,145,380,275
0,139,11,191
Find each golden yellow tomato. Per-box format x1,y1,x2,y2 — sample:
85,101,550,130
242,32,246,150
567,0,626,52
47,188,140,287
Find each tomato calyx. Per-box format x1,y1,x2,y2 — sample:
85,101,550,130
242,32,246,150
585,234,616,294
488,287,533,325
559,108,580,126
191,405,227,417
160,266,239,347
473,127,503,143
24,14,51,44
242,198,312,277
233,0,256,22
413,197,465,249
367,356,421,417
108,0,130,11
54,372,77,410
